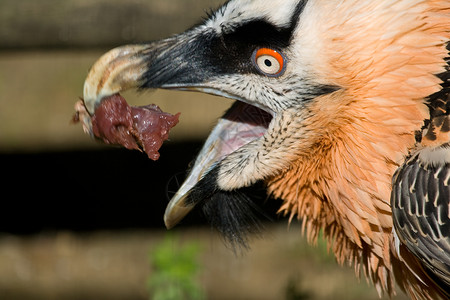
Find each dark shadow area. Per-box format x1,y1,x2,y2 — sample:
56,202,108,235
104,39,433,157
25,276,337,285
1,142,200,233
0,141,280,234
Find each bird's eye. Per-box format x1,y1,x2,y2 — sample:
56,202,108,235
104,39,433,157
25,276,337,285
252,48,286,77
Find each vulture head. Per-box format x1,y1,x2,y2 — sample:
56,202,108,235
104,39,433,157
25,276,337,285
83,0,337,242
79,0,450,299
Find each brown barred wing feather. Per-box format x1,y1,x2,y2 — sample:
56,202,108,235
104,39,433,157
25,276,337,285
391,151,450,295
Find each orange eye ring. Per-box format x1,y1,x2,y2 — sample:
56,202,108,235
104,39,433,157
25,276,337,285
252,47,286,77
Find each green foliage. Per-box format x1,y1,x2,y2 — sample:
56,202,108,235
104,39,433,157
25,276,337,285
314,231,336,264
148,234,205,300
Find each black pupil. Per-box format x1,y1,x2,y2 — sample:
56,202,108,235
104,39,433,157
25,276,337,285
264,59,272,67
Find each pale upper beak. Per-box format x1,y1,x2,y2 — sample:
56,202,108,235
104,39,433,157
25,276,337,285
83,44,149,115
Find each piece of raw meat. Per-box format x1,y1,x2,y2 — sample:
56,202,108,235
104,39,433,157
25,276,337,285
74,94,179,160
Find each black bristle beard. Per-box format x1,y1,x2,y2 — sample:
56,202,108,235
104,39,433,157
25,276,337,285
201,185,268,250
187,167,270,250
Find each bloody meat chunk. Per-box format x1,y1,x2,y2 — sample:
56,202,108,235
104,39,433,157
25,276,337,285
90,94,179,160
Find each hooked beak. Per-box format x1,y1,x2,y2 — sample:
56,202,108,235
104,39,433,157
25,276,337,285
79,29,273,230
78,35,248,230
82,28,224,115
80,43,214,229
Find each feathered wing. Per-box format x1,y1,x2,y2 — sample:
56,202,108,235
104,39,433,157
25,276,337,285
391,41,450,299
391,152,450,296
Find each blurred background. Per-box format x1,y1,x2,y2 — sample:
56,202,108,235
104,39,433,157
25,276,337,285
0,1,407,299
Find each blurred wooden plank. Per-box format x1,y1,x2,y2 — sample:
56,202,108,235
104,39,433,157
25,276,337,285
0,0,223,50
0,225,403,300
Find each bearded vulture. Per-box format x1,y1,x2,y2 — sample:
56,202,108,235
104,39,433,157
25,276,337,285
75,0,450,299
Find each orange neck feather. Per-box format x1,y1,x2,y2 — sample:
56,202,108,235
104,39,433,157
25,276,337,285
267,0,449,297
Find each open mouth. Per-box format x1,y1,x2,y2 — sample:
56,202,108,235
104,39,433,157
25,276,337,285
163,84,275,167
75,43,278,230
206,100,273,163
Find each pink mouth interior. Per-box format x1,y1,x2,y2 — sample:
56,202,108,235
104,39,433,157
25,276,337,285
217,102,272,159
